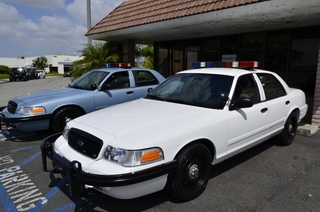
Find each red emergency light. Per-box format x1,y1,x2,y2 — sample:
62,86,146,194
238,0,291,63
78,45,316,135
225,61,260,68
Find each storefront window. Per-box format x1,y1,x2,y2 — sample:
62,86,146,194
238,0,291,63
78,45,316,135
202,39,221,61
171,44,183,74
221,35,238,61
239,32,265,65
185,45,200,69
289,38,319,95
155,44,169,77
265,30,290,80
241,32,265,48
222,35,238,55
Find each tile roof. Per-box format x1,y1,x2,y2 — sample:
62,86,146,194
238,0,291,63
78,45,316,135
86,0,268,36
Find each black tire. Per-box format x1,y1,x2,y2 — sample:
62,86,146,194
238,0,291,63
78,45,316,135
51,107,83,133
276,112,298,146
166,143,212,201
9,76,13,82
23,75,28,81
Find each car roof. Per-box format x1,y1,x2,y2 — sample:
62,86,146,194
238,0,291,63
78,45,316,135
178,67,267,77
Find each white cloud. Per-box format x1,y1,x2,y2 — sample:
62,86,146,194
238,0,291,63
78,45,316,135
0,0,125,57
66,0,124,27
0,0,65,10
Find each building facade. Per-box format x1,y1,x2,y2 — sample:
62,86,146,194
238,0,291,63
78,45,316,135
86,0,320,127
0,55,83,74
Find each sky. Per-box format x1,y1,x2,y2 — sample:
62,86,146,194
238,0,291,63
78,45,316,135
0,0,125,58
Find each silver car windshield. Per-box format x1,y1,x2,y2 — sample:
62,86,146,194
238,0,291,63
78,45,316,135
70,70,109,90
145,73,233,109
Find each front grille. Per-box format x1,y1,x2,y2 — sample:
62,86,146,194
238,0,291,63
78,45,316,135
68,128,103,159
7,101,17,114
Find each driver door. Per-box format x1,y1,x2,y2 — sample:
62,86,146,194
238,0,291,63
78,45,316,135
94,71,135,110
227,74,269,157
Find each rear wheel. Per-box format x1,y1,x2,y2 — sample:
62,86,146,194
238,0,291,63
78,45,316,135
51,107,83,133
9,75,13,82
276,112,298,146
166,143,212,201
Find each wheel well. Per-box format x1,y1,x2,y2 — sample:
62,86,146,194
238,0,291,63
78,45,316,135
176,139,216,161
291,108,300,122
52,105,86,118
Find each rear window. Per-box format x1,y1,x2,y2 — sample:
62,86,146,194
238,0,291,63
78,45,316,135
133,70,159,87
257,73,286,100
12,68,24,72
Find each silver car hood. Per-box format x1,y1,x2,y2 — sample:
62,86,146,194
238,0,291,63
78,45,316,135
11,87,90,106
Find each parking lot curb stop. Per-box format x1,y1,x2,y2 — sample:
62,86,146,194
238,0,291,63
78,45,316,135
297,124,319,136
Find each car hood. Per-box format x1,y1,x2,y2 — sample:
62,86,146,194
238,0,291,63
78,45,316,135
72,98,222,145
11,87,90,105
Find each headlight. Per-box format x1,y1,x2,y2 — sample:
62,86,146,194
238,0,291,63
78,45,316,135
62,125,71,140
16,106,46,115
105,145,164,167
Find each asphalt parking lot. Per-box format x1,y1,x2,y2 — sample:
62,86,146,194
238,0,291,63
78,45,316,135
0,77,319,211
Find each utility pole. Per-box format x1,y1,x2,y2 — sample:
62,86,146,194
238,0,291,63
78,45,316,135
87,0,92,45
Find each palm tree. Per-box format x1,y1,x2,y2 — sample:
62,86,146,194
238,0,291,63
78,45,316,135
71,41,122,78
32,56,47,70
136,45,154,69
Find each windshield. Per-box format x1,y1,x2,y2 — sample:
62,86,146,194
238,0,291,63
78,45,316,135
70,70,109,90
145,73,233,109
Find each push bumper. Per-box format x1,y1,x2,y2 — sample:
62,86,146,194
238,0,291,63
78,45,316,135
41,133,179,196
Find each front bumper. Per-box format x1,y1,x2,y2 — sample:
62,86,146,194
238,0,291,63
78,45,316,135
0,111,52,131
41,133,179,196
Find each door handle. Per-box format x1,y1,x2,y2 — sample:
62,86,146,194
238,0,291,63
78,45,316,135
261,108,268,113
126,91,134,94
285,100,290,105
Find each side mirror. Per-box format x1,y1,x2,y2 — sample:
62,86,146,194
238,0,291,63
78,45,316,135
100,84,111,91
230,97,253,110
147,88,153,93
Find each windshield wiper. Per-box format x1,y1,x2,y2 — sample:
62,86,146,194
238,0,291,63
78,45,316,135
69,84,83,89
145,94,166,101
167,99,196,106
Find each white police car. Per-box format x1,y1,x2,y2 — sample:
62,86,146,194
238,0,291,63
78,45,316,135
1,63,165,132
41,61,307,201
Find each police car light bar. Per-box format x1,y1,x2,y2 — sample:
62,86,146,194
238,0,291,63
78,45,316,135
192,61,260,69
105,63,132,68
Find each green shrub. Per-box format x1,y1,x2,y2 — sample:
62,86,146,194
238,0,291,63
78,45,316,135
0,65,11,74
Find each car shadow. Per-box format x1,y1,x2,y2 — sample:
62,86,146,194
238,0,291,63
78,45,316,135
43,138,276,211
1,129,53,142
210,138,275,178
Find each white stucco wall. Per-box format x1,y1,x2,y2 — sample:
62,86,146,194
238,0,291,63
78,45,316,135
0,58,26,68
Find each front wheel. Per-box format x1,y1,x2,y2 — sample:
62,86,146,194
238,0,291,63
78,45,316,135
51,107,83,133
166,143,212,201
276,112,298,146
